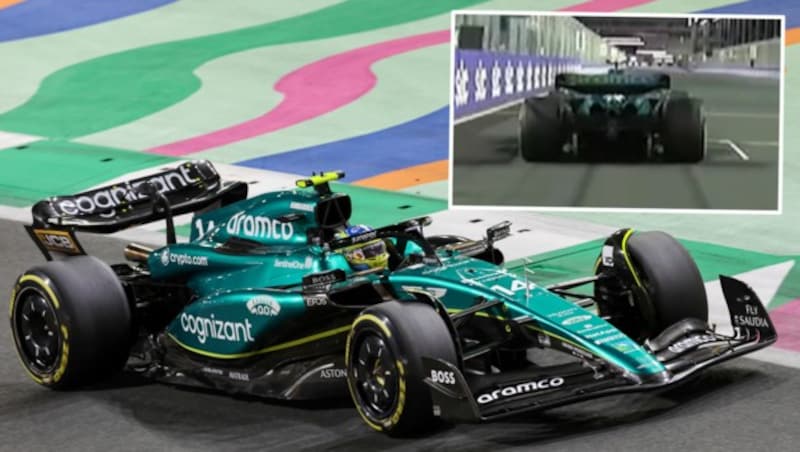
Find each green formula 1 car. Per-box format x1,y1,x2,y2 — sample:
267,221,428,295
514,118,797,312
519,69,706,162
9,161,774,435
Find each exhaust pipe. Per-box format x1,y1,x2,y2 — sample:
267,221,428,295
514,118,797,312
124,243,153,263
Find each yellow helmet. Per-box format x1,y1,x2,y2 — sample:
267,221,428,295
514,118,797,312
335,225,389,271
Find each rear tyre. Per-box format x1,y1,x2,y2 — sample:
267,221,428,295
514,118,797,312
661,96,705,163
9,256,132,388
625,231,708,337
346,301,457,436
519,94,566,162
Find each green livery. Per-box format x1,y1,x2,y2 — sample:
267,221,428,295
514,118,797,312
10,161,777,435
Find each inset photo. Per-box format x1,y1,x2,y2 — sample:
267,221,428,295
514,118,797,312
450,12,783,212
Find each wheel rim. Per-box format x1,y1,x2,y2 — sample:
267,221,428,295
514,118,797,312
351,333,399,419
14,287,61,373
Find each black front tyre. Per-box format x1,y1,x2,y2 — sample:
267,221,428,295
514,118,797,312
346,301,457,436
9,256,132,388
625,231,709,337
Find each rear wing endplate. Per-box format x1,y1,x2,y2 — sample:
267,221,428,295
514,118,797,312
28,160,247,259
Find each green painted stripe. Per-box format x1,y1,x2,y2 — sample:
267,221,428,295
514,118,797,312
0,140,175,206
0,0,339,115
0,0,485,139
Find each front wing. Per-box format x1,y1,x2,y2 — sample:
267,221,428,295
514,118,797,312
422,275,777,423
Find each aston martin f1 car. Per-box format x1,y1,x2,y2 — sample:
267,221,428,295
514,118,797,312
10,161,774,436
519,69,706,162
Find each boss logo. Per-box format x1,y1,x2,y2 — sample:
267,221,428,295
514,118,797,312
430,370,456,385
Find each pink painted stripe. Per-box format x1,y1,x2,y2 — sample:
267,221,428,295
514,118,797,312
770,299,800,352
562,0,655,12
149,30,449,156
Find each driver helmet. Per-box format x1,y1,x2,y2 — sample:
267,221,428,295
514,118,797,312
334,224,389,271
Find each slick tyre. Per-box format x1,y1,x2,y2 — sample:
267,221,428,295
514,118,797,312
346,301,457,436
519,95,566,162
625,231,708,337
9,256,132,388
661,96,705,163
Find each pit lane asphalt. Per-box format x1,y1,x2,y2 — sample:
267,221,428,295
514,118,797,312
452,70,780,210
1,219,798,451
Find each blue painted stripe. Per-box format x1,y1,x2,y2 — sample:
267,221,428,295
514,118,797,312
0,0,175,42
238,107,449,181
701,0,800,27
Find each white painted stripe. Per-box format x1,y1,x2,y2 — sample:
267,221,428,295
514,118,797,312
741,140,779,147
453,98,523,126
0,204,33,223
720,139,750,161
706,111,778,119
0,131,41,150
747,347,800,369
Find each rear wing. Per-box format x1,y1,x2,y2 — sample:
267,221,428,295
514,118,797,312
555,72,670,94
28,160,247,259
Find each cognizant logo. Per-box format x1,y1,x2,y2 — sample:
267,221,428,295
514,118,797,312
476,377,565,404
56,166,199,218
179,313,254,344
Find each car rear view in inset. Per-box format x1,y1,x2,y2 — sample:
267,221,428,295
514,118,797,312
520,68,706,162
450,11,782,210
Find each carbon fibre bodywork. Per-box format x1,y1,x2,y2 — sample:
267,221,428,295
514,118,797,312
520,70,704,160
19,161,774,423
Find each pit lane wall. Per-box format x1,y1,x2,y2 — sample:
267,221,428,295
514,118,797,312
453,51,580,118
688,38,781,76
453,14,614,119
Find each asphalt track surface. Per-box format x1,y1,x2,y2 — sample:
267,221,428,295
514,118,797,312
452,70,780,210
0,219,798,451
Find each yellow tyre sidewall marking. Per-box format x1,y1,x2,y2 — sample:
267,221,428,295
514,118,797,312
346,313,406,432
11,274,69,385
620,229,644,288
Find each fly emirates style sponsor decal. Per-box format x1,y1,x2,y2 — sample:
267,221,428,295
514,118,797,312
180,313,254,344
733,304,770,328
226,212,295,240
55,166,200,218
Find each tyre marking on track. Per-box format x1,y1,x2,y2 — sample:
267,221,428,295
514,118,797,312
719,139,750,161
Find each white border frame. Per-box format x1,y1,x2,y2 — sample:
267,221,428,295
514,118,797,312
447,10,785,215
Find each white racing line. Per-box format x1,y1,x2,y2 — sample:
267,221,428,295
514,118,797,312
453,98,524,126
719,139,750,161
709,137,778,161
0,131,41,150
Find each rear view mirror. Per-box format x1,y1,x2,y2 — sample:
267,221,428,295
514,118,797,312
486,221,511,245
